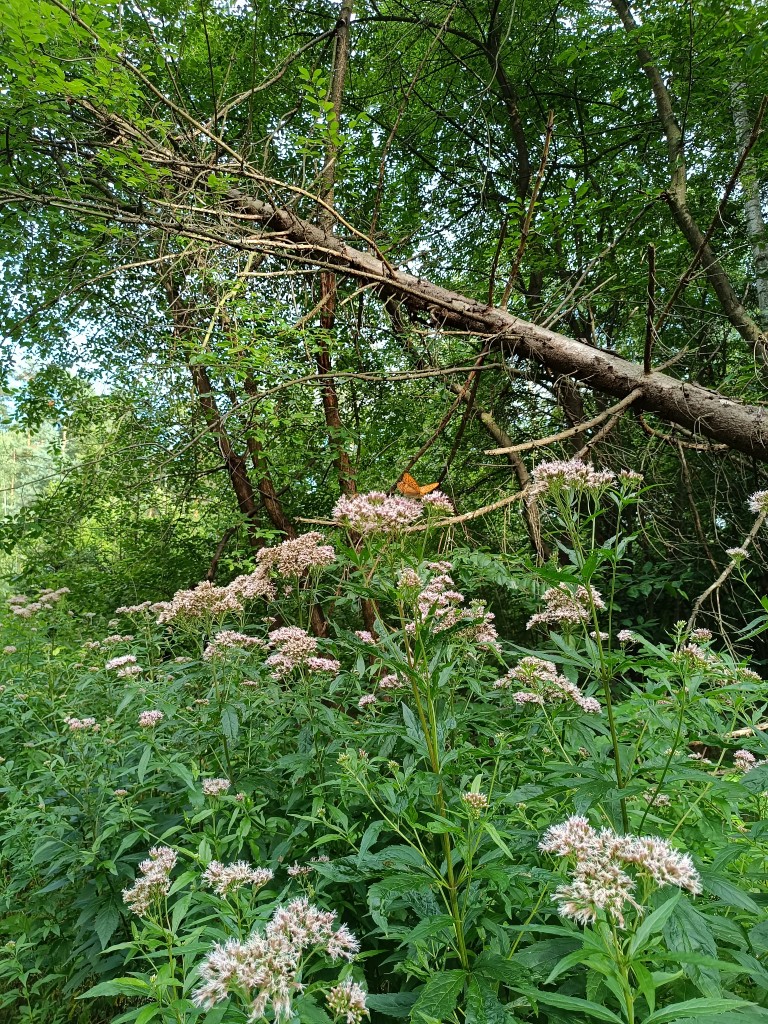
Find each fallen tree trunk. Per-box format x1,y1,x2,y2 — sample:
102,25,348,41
229,191,768,459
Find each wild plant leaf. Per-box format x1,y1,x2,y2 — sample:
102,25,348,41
410,970,466,1022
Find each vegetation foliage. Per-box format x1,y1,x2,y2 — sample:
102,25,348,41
1,0,768,1021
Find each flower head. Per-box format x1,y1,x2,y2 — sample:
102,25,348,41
122,846,177,916
202,778,231,797
527,583,605,630
332,491,423,534
156,581,243,625
748,490,768,514
494,656,600,714
540,816,700,928
202,861,274,897
192,898,359,1021
138,709,164,728
257,532,335,577
528,458,616,500
327,979,368,1024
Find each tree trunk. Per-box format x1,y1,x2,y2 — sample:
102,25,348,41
316,0,357,496
730,83,768,330
610,0,768,359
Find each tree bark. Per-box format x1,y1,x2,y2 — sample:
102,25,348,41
730,83,768,330
164,278,264,546
228,190,768,458
316,0,357,496
610,0,768,359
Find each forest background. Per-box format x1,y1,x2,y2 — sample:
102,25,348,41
3,1,768,1023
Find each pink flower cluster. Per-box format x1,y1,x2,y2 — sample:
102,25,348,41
527,583,605,630
202,860,274,896
748,490,768,514
540,816,701,927
413,562,498,647
8,587,70,618
202,778,231,797
203,631,265,660
265,626,340,679
332,491,423,534
84,634,134,650
105,653,142,677
327,979,368,1024
64,715,99,732
193,897,359,1021
122,846,178,916
421,491,454,514
154,581,244,625
494,656,601,714
257,531,336,577
528,458,617,499
138,709,164,728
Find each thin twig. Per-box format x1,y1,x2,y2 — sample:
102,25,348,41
500,110,555,309
687,508,768,630
485,390,643,455
643,243,656,373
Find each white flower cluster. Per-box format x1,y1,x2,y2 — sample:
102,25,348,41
494,656,601,714
528,458,618,500
8,587,70,618
122,846,177,916
540,816,701,928
265,626,340,679
527,583,605,630
193,897,359,1021
332,491,424,534
202,860,273,897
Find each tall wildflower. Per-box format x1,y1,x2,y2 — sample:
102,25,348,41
202,861,273,897
528,458,617,500
257,532,336,577
411,562,498,648
155,581,243,624
540,816,701,927
265,626,340,679
203,631,265,660
494,656,601,714
327,979,369,1024
122,846,177,916
332,491,423,534
193,897,359,1021
527,583,605,630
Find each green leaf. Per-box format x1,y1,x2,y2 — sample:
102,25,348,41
80,977,152,999
643,997,755,1024
220,706,239,743
525,990,625,1023
629,891,681,956
482,822,517,862
366,993,418,1018
137,744,152,784
294,995,334,1024
663,897,720,998
473,951,530,986
465,976,508,1024
698,870,762,914
410,971,466,1022
94,903,122,950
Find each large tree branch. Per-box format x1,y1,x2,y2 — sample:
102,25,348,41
226,189,768,458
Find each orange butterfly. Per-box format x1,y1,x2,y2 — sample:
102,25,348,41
397,472,440,497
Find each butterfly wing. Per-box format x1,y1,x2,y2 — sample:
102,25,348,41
397,472,422,497
418,481,440,495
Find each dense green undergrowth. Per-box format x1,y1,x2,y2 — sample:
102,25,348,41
2,462,768,1024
